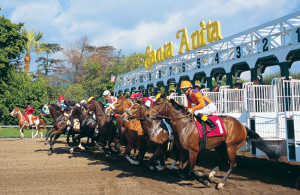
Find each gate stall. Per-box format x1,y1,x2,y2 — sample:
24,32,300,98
283,79,300,162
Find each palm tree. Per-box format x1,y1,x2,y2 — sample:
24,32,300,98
22,28,44,75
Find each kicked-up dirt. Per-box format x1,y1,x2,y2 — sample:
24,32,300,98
0,138,299,195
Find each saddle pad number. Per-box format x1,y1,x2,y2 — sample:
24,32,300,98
216,119,223,134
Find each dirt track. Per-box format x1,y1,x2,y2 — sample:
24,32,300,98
0,138,299,195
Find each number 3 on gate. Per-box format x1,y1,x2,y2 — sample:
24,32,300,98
216,119,224,134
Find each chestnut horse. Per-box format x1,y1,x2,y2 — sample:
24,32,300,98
145,93,279,189
105,96,147,165
10,107,46,139
86,98,120,154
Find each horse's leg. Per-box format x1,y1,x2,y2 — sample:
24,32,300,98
188,150,210,187
48,133,60,155
208,143,228,182
95,141,105,153
124,143,139,165
19,126,25,139
31,126,33,139
45,128,54,144
40,131,43,139
149,145,166,171
33,126,39,139
217,146,237,190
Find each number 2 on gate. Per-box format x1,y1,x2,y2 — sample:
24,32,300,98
216,119,224,134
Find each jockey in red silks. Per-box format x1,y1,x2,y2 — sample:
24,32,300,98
133,93,153,108
25,102,35,126
180,80,217,131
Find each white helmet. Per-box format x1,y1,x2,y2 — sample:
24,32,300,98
103,90,111,96
80,100,87,104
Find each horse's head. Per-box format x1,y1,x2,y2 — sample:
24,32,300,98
105,95,133,115
10,107,19,116
145,92,168,122
40,103,50,118
87,97,97,111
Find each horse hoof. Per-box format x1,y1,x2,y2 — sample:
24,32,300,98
70,148,74,154
217,182,224,190
195,171,204,177
203,180,210,187
156,165,166,171
150,166,154,170
44,142,48,145
48,151,52,155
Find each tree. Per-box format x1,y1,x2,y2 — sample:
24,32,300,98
35,43,63,76
0,10,26,78
22,28,44,75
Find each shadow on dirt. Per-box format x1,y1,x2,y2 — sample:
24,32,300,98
35,139,300,190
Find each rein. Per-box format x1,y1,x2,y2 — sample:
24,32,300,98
149,99,193,121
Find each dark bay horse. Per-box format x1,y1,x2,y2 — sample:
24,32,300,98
86,98,120,154
105,96,147,165
10,107,46,139
69,106,97,153
41,103,77,155
125,102,173,170
145,92,279,189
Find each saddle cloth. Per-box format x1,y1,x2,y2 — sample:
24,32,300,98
195,115,226,138
24,115,38,122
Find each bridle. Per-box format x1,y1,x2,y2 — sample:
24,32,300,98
147,99,192,121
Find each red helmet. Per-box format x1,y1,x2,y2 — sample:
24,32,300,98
58,96,65,101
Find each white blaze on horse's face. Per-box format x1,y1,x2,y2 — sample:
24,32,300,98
10,108,17,116
42,105,50,114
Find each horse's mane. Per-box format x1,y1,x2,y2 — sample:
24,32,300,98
169,99,189,114
50,104,60,111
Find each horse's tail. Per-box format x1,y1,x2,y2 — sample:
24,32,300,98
40,118,47,131
245,126,280,161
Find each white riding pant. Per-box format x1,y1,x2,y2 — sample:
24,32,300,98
193,102,216,116
28,114,33,125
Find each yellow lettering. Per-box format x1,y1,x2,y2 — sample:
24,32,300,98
191,21,207,49
163,42,174,59
176,27,191,54
211,21,223,42
145,45,157,70
206,20,213,43
156,47,164,62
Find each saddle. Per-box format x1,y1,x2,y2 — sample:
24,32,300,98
195,115,226,152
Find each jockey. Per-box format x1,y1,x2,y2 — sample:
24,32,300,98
180,80,217,131
103,90,117,109
134,92,153,108
58,96,80,111
58,96,80,135
169,89,176,97
97,98,107,108
25,103,35,126
80,100,88,111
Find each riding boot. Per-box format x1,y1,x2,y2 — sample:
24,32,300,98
196,113,217,131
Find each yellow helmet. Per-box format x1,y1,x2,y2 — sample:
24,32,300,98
180,80,193,89
88,97,95,102
156,93,161,100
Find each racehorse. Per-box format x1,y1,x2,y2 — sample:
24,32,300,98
41,103,75,145
41,103,78,155
145,92,279,189
10,107,46,139
124,102,173,170
105,96,147,165
69,106,97,153
86,98,120,154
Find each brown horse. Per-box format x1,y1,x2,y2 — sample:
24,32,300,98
145,92,279,189
10,107,46,139
124,102,173,170
86,98,120,154
105,96,147,165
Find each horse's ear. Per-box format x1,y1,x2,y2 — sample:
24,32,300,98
161,91,167,99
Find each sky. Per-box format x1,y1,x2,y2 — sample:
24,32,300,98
1,0,300,79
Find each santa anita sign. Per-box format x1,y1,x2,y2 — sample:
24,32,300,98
144,20,223,70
